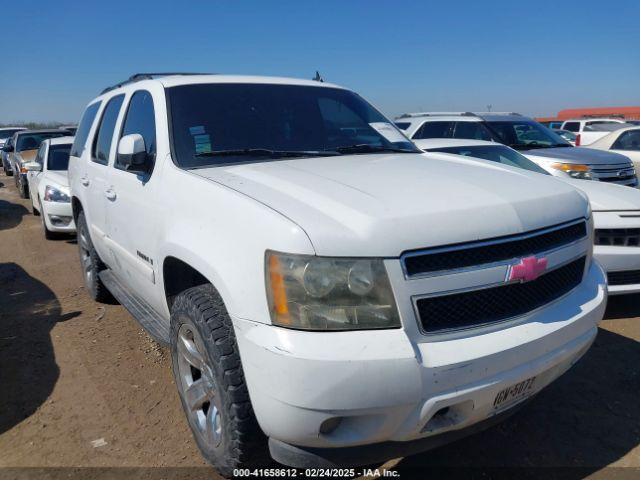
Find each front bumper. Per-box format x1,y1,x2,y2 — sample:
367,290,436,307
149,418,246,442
42,200,76,232
234,261,606,466
593,211,640,295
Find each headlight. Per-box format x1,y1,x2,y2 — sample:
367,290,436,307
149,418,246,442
550,163,593,180
265,251,400,331
44,185,70,203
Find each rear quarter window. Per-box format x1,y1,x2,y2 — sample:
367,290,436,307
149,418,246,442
70,101,102,157
563,122,580,132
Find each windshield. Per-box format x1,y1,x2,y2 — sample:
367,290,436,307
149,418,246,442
0,129,23,140
17,132,67,152
485,121,571,150
167,83,418,168
47,144,72,171
428,145,550,175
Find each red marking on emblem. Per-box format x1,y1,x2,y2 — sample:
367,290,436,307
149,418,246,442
509,256,548,282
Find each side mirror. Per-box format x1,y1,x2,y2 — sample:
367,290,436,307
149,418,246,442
24,161,42,172
2,144,14,152
117,134,147,171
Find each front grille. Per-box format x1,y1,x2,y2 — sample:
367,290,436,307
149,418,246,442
608,270,640,286
416,257,586,333
595,228,640,247
403,220,586,277
592,165,638,186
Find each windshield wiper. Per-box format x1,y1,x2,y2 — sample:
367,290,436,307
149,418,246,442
194,148,340,158
333,144,417,154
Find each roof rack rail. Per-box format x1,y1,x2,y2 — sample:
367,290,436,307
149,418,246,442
100,72,214,94
396,112,478,119
473,112,522,116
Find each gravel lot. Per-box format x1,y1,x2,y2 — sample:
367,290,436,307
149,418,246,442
0,170,639,479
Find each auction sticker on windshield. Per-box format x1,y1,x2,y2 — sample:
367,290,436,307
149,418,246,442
369,122,407,143
493,375,536,412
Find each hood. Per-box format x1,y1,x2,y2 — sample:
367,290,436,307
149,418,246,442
561,178,640,211
45,171,69,189
193,153,589,256
524,147,631,166
16,149,37,164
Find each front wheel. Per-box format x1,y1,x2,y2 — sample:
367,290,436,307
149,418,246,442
18,178,29,199
170,285,269,477
76,210,112,302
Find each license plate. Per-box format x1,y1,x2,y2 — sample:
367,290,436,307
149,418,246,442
493,376,537,410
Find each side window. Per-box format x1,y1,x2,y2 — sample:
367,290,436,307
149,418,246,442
612,131,640,151
116,90,156,171
394,122,411,131
452,122,492,140
35,144,46,165
413,121,454,139
70,101,101,157
563,122,580,132
92,95,125,165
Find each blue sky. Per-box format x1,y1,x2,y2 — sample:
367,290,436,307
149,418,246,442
1,0,638,123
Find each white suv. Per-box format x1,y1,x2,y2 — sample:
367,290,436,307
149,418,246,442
69,74,606,476
396,112,638,187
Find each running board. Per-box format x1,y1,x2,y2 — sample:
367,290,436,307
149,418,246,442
99,269,170,345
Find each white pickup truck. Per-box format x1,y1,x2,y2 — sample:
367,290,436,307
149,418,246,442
69,74,606,476
560,118,629,146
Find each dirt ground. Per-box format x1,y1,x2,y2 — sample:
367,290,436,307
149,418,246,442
0,170,639,480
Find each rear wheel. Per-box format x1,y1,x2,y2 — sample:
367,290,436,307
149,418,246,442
76,210,112,302
170,284,269,477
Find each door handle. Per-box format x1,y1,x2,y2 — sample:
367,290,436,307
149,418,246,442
81,176,90,187
105,188,117,201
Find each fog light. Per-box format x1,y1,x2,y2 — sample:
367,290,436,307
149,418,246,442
319,417,342,435
49,215,72,226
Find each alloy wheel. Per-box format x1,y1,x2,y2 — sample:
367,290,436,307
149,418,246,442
176,323,223,449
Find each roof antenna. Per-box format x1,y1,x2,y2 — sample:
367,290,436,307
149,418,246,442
313,71,324,82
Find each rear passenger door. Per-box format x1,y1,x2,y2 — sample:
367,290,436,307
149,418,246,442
105,90,163,310
85,94,125,261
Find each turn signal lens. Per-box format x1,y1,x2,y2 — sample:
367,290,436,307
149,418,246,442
550,163,593,180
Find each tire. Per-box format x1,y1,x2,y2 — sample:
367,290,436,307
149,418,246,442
32,196,40,216
170,285,269,477
18,177,28,199
76,210,113,302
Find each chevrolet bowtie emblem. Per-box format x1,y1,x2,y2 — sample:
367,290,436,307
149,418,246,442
508,256,548,283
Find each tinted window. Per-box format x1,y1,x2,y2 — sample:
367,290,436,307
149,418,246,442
394,122,411,130
613,130,640,151
486,121,570,149
167,84,417,168
430,145,549,175
0,129,23,140
451,122,493,140
563,122,580,132
71,102,101,157
16,132,67,151
412,121,454,139
47,145,72,170
117,91,156,171
93,95,125,164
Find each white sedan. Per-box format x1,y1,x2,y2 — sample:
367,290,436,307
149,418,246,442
25,136,75,239
415,138,640,295
587,126,640,171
